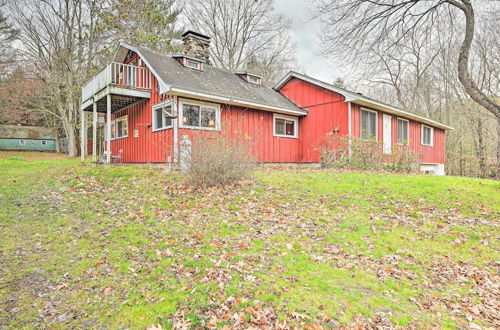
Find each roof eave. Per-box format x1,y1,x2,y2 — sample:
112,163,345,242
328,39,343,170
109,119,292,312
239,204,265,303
275,71,453,131
350,99,454,130
169,87,308,116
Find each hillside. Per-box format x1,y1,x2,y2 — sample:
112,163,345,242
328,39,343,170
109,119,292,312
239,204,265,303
0,152,498,328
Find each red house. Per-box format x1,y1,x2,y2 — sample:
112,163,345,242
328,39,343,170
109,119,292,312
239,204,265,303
80,31,452,175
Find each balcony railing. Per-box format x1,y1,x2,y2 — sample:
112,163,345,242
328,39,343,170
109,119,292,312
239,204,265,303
81,62,152,102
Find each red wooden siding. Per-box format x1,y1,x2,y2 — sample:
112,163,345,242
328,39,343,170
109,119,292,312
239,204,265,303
106,52,445,165
280,78,348,162
280,78,446,164
110,97,300,163
350,104,446,164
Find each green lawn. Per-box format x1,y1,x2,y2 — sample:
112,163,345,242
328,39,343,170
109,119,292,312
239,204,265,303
1,152,499,329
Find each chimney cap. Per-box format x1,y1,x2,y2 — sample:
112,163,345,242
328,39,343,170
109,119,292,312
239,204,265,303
181,30,211,41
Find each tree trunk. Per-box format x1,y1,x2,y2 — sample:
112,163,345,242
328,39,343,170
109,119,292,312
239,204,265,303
451,0,500,120
476,120,486,178
55,130,61,153
59,103,78,158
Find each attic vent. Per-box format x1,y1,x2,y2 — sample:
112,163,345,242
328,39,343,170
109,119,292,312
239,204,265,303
236,72,262,85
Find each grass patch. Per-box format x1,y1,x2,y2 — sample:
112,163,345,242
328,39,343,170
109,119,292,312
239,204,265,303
0,152,498,328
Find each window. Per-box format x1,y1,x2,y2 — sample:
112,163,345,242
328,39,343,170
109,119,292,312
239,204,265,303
186,59,201,70
19,139,26,145
421,125,433,146
110,115,128,139
274,114,298,138
116,116,128,138
397,118,409,145
248,75,261,85
180,100,220,130
153,100,174,131
360,108,377,140
41,140,47,146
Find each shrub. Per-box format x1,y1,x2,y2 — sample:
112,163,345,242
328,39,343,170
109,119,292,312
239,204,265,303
185,136,256,187
319,134,419,173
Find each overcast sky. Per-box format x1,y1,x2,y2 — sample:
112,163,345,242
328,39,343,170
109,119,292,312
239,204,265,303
274,0,343,84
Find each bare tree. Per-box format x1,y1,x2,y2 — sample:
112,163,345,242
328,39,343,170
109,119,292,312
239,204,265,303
0,0,18,75
184,0,296,82
10,0,109,157
317,0,500,177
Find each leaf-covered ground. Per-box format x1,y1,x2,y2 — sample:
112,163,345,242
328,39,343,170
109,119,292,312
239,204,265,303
0,152,499,329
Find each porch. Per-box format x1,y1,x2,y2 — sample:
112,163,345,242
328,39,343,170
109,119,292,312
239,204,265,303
80,62,152,163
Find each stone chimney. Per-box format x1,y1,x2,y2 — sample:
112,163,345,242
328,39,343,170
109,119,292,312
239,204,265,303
181,30,211,64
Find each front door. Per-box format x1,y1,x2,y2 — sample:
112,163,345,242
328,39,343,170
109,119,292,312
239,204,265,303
383,114,392,154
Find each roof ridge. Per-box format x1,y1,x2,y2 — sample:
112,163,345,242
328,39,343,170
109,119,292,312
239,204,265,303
135,44,274,88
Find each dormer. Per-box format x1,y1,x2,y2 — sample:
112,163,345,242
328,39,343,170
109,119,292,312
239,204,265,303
173,54,205,71
236,72,262,85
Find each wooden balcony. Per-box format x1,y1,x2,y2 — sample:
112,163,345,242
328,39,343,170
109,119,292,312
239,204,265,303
80,62,152,113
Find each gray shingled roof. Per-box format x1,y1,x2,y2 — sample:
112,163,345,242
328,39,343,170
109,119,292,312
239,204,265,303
133,46,305,114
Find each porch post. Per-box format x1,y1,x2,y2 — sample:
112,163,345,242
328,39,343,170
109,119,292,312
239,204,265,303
92,99,97,162
173,95,179,163
106,93,111,164
80,106,85,162
83,112,88,156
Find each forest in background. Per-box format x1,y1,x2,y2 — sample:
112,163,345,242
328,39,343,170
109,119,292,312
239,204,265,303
0,0,498,179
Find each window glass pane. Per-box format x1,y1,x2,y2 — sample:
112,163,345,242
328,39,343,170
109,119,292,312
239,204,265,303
155,108,163,129
369,113,376,137
117,120,123,137
403,121,408,142
275,118,285,135
423,126,431,145
397,119,408,144
361,110,376,139
164,116,172,127
187,60,199,69
183,104,200,126
123,120,128,136
285,120,295,136
361,111,368,139
201,108,216,128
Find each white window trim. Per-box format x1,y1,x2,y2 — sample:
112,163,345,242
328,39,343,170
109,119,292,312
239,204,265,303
112,115,128,140
19,139,26,145
179,99,221,131
186,59,202,70
152,99,174,132
273,113,298,139
41,140,47,146
360,108,378,140
396,118,410,145
421,124,434,146
247,75,261,85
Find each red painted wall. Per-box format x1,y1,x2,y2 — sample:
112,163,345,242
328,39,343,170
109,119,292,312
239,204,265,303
279,78,348,162
280,78,446,164
110,96,301,163
107,53,445,164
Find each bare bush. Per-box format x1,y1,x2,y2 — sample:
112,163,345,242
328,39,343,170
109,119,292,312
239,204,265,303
319,135,420,173
186,136,256,187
